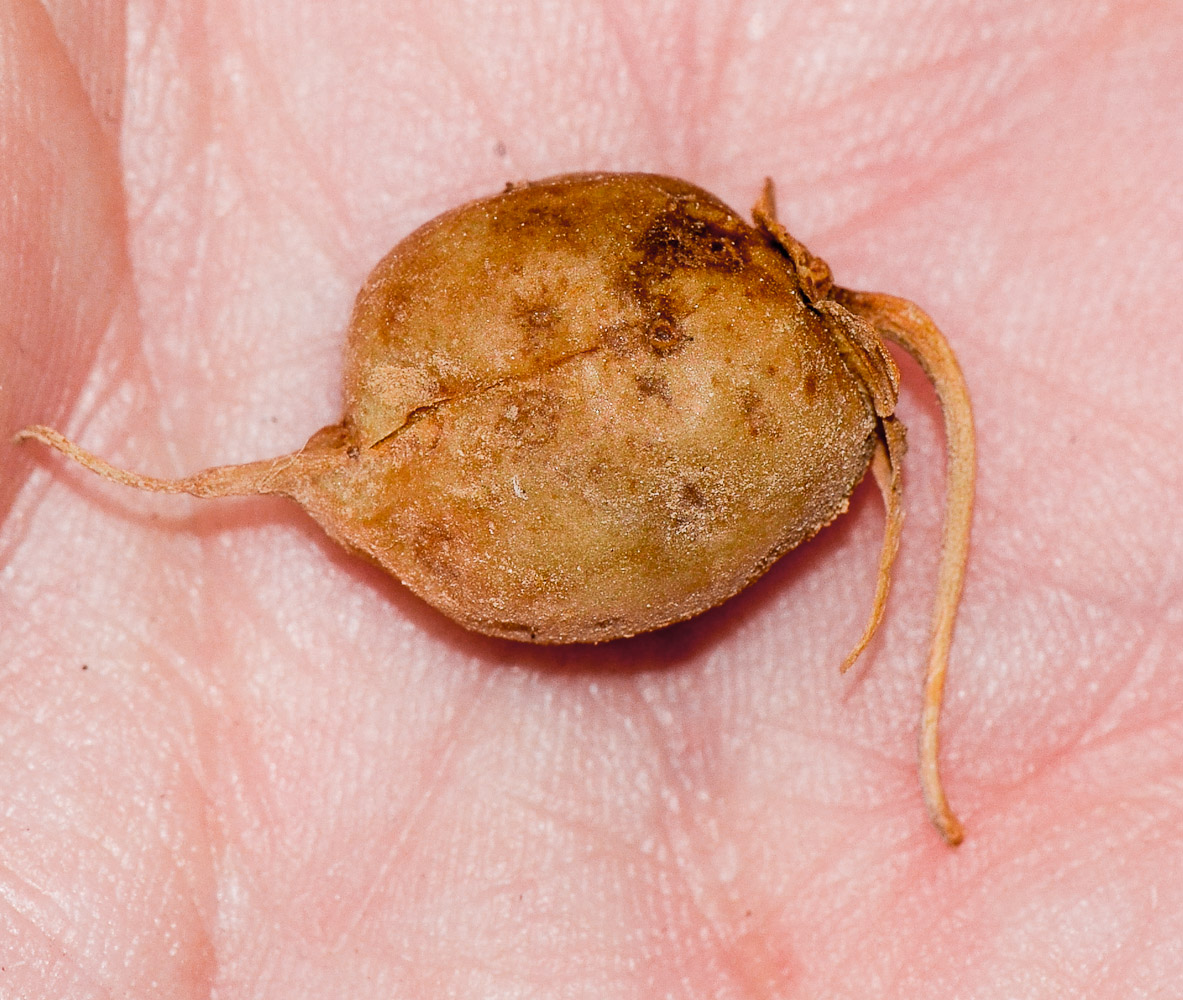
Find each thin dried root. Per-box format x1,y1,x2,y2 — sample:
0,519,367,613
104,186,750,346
841,416,906,674
13,424,297,499
832,288,975,848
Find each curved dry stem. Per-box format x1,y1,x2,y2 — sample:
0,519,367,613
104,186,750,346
832,288,975,848
13,425,298,499
841,416,906,674
752,179,834,303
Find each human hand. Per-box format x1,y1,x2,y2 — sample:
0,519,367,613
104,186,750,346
2,2,1179,995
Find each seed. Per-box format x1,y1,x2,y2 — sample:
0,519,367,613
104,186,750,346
15,172,975,845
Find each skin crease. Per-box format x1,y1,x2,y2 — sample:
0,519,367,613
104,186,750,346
1,1,1180,997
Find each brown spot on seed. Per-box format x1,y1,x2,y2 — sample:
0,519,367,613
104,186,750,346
679,480,708,509
635,372,671,402
646,317,685,356
516,302,559,331
740,389,779,438
495,387,559,448
410,522,458,579
632,204,753,280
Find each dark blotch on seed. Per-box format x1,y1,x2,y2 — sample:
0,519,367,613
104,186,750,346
633,206,753,280
411,522,457,578
741,390,779,438
680,481,708,508
513,295,560,334
670,479,711,527
617,203,763,320
635,372,671,402
497,387,559,447
646,317,686,356
491,199,579,240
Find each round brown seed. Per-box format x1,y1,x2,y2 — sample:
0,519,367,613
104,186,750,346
15,172,975,845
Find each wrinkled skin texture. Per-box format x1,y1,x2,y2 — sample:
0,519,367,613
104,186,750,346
1,1,1180,997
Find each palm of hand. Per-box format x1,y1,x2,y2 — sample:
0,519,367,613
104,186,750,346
2,3,1180,996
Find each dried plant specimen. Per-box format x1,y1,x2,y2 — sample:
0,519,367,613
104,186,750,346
17,173,975,844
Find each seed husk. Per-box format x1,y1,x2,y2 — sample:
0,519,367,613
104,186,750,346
15,172,975,845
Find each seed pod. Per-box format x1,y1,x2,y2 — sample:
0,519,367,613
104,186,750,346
16,173,975,844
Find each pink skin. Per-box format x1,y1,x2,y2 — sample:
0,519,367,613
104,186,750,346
2,1,1180,995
